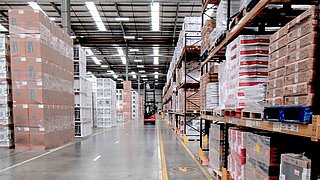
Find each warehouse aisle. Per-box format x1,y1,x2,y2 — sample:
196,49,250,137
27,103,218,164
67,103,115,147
0,118,209,180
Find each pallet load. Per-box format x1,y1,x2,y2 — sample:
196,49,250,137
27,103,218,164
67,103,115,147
228,128,247,180
200,63,219,112
201,19,215,55
177,88,200,113
116,89,124,122
9,9,74,150
123,81,132,121
206,82,219,111
279,154,311,180
209,123,225,172
0,34,13,148
95,78,116,127
265,7,318,124
86,72,97,127
74,45,92,137
220,35,269,110
132,90,139,120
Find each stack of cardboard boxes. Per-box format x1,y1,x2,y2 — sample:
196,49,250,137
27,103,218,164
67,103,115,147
95,78,116,127
228,128,247,180
279,154,311,180
201,19,215,55
74,45,92,137
86,72,97,127
177,88,200,113
123,81,132,121
9,9,74,149
116,89,124,122
200,64,219,111
209,123,225,172
267,7,318,106
131,91,139,120
0,34,13,148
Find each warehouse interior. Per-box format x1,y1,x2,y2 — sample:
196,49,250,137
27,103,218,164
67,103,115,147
1,0,320,179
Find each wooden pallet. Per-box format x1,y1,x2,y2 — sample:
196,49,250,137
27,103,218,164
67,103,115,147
222,109,242,118
198,155,209,167
242,111,263,120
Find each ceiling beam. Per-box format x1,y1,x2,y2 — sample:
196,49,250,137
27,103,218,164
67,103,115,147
114,3,126,36
172,3,179,45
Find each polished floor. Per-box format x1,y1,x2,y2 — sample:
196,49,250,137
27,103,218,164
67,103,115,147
0,118,210,180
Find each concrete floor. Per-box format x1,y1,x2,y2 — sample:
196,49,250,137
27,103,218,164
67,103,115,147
0,118,209,180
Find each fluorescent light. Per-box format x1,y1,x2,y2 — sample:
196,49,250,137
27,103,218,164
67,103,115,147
134,59,143,62
155,74,159,79
137,37,143,40
141,75,147,77
139,71,146,73
137,65,144,68
91,57,101,65
115,17,130,21
154,71,159,74
129,49,139,52
142,78,148,81
0,23,8,31
117,78,123,81
107,70,114,74
85,2,107,31
153,47,159,55
155,83,159,85
101,65,108,68
153,57,159,65
70,36,76,39
113,74,118,78
155,80,158,82
151,2,160,31
130,71,136,74
132,75,137,79
86,49,94,56
123,36,135,39
121,57,126,64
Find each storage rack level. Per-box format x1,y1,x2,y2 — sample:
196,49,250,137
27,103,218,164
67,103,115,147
200,0,320,179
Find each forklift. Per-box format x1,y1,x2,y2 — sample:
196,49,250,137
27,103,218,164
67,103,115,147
144,82,156,125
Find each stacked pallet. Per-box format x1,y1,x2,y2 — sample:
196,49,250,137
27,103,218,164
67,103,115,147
200,63,219,111
86,72,97,127
123,81,132,121
228,128,247,180
131,90,139,120
116,89,124,122
209,123,225,172
220,35,269,109
177,88,200,113
267,7,318,107
0,34,13,148
9,9,74,149
74,45,92,137
95,78,116,127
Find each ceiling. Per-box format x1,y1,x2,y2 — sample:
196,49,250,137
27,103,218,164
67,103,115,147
0,0,201,89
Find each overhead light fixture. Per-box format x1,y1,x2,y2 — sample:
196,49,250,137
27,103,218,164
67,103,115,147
85,49,94,56
113,74,118,78
153,57,159,65
115,17,130,21
151,2,160,31
91,57,101,65
142,78,148,81
130,71,136,74
117,78,123,81
141,75,147,77
155,74,159,79
132,75,137,79
101,65,108,68
0,23,8,31
137,37,143,40
116,47,124,56
123,36,135,39
139,70,146,73
155,83,159,85
134,59,143,62
70,36,76,39
137,65,144,68
85,2,107,31
107,70,114,74
155,80,158,82
129,49,139,52
153,47,159,56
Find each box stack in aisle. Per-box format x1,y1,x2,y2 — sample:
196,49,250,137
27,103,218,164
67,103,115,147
123,81,132,122
228,128,247,180
209,123,225,172
9,9,74,150
0,34,13,148
267,7,318,107
86,72,97,127
220,35,269,109
116,89,124,122
279,154,311,180
96,78,116,127
74,45,92,137
131,90,139,120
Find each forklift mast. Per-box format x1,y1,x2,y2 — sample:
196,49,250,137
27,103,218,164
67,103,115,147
144,82,156,125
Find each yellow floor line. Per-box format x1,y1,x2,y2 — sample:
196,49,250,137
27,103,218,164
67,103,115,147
173,127,213,180
159,121,169,180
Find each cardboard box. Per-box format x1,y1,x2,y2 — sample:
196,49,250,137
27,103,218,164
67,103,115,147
268,68,285,80
269,35,287,53
287,6,318,30
14,126,30,149
280,153,311,180
285,58,315,75
266,97,284,106
288,20,317,43
269,46,287,62
287,44,316,64
268,56,286,72
283,82,313,96
267,77,284,90
287,32,317,53
284,70,314,86
12,104,29,126
285,95,313,106
270,25,288,43
10,36,26,58
266,88,283,99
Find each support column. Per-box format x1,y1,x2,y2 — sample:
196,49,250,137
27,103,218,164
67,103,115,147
61,0,71,35
138,74,141,120
125,43,129,81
